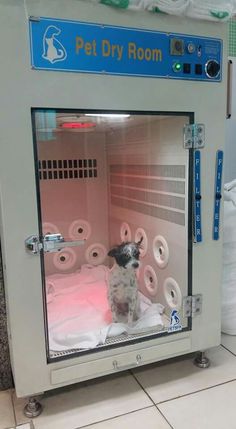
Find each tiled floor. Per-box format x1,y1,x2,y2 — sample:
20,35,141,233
1,334,236,429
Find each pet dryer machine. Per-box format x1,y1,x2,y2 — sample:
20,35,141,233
0,0,227,405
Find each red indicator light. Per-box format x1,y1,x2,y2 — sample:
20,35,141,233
61,122,96,129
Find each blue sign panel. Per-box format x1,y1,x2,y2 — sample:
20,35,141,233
29,17,222,81
194,150,202,243
213,150,224,240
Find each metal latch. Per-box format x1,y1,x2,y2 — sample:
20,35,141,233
25,233,85,255
184,124,205,149
183,294,202,318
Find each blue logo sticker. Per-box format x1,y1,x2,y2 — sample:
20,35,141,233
42,25,67,64
168,309,182,333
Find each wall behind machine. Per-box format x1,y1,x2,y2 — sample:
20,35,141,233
38,130,109,274
107,116,189,317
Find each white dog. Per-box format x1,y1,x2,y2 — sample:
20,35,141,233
107,239,142,325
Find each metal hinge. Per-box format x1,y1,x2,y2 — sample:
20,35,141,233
25,233,85,255
184,124,205,149
183,294,202,318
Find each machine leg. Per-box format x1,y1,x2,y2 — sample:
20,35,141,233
194,351,210,369
23,397,43,418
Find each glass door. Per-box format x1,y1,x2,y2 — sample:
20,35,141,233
32,109,192,361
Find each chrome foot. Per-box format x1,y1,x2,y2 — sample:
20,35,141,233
24,397,43,418
194,351,210,369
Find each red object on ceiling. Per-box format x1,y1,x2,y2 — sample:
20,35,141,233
61,122,96,129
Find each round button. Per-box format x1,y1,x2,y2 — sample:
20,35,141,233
187,43,195,54
205,60,220,78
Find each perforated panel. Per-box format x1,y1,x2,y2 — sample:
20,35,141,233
38,159,97,180
111,176,185,194
110,164,186,226
110,164,185,178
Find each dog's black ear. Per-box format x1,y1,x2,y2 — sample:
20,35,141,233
108,247,118,258
137,236,143,247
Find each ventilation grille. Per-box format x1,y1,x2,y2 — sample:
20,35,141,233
38,159,97,180
110,164,186,226
110,164,185,178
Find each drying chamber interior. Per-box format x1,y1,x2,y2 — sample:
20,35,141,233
32,110,192,360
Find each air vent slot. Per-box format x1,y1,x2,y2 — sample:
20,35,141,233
38,159,97,180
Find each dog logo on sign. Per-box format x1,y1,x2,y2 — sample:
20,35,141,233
168,309,182,333
42,25,67,64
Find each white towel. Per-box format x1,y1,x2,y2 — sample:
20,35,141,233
46,264,109,303
85,0,235,19
49,298,164,351
222,264,236,335
47,266,165,351
224,191,236,207
186,0,233,21
224,179,236,192
107,303,164,337
222,178,236,335
146,0,189,15
128,0,151,10
223,183,236,245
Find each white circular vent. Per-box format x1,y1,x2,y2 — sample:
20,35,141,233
143,265,158,297
53,248,77,271
153,235,169,268
68,219,91,241
85,243,107,266
163,277,182,310
120,222,131,242
42,222,59,236
134,228,148,257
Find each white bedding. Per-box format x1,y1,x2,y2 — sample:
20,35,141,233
46,264,164,351
87,0,235,21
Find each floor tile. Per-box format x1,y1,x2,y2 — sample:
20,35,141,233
133,345,236,403
81,407,171,429
221,333,236,355
0,390,15,429
159,379,236,429
13,373,152,429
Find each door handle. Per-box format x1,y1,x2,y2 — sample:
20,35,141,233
112,354,142,371
25,233,85,255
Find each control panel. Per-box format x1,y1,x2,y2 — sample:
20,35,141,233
30,17,223,82
168,33,222,81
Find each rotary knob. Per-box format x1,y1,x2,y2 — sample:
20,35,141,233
205,60,220,78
